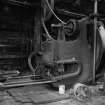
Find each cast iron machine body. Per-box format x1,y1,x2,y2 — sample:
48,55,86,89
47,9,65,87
33,17,102,87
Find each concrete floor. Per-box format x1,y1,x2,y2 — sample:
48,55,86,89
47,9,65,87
0,84,105,105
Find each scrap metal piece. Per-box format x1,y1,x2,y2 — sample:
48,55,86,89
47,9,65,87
73,83,91,101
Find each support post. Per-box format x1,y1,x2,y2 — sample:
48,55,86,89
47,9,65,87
93,0,98,84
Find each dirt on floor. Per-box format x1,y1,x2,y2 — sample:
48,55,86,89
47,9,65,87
0,84,105,105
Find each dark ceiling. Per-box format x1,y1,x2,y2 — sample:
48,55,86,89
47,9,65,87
1,0,105,17
55,0,105,16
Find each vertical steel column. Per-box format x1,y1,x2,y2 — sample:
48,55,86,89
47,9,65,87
93,0,98,83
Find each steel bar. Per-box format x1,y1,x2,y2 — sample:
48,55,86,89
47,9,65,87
0,80,57,88
3,79,54,85
56,8,87,18
93,0,98,84
56,59,79,64
7,74,40,80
